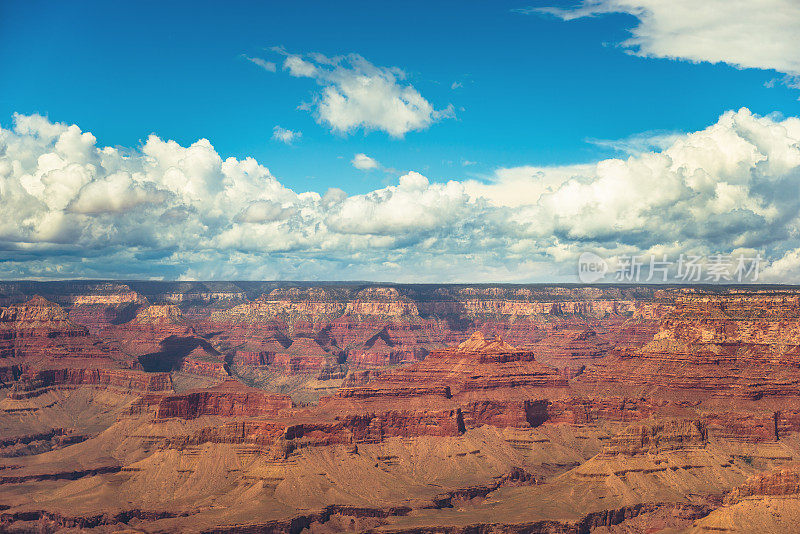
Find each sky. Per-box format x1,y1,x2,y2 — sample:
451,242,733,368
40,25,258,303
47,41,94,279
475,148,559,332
1,0,800,282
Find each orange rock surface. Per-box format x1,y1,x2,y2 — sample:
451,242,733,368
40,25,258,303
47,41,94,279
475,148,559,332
2,283,800,533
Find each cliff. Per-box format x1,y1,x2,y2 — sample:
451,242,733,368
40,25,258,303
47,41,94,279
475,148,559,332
133,380,292,419
0,296,131,369
10,368,173,399
337,332,568,401
579,291,800,399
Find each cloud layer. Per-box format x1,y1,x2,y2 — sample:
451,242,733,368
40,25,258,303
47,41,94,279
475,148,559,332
533,0,800,81
3,109,800,281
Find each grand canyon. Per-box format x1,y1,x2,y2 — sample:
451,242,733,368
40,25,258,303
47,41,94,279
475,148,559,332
0,281,798,533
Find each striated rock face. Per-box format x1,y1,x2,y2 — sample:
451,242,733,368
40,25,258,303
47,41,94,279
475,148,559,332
461,399,550,428
131,304,185,325
231,337,288,367
527,323,618,370
10,368,172,399
336,385,452,399
545,396,667,424
0,296,130,369
270,337,342,373
99,304,196,360
579,290,800,399
208,289,345,327
345,328,414,368
342,287,420,318
602,419,708,456
724,464,800,504
179,345,228,379
65,285,145,334
133,380,292,419
283,409,465,445
337,332,568,400
1,295,83,333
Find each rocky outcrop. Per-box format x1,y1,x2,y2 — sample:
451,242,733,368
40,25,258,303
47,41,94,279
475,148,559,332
342,287,420,318
133,380,292,419
461,399,550,428
9,368,172,398
179,345,228,379
336,385,452,399
269,337,342,373
346,328,414,368
99,304,196,361
545,396,668,424
283,409,465,445
341,332,568,399
0,296,130,368
602,419,708,456
724,464,800,504
579,291,800,399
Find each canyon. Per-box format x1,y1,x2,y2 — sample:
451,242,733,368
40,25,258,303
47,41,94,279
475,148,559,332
0,282,799,532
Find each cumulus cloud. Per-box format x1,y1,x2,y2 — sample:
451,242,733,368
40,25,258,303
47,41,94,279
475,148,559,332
272,51,454,137
272,126,301,144
351,153,380,171
529,0,800,82
68,173,168,214
3,110,800,281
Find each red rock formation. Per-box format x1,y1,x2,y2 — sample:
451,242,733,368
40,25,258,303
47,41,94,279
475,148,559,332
602,419,708,456
0,296,131,369
65,285,145,334
461,399,549,428
100,304,195,358
179,345,228,379
545,396,670,424
10,367,172,399
346,328,416,368
523,324,615,370
284,409,464,445
231,337,288,367
579,291,800,399
134,380,292,419
337,332,568,400
724,463,800,504
269,337,340,373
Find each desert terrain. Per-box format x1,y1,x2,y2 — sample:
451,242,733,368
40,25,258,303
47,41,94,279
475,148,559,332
0,282,798,533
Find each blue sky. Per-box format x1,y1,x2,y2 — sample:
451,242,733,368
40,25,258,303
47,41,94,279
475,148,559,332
3,0,797,193
2,0,800,281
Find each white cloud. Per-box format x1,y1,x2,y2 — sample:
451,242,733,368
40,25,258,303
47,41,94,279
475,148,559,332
351,153,380,171
586,130,684,155
234,200,291,223
68,172,168,214
244,56,277,72
4,110,800,282
531,0,800,80
273,51,454,137
272,126,301,144
325,172,471,236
